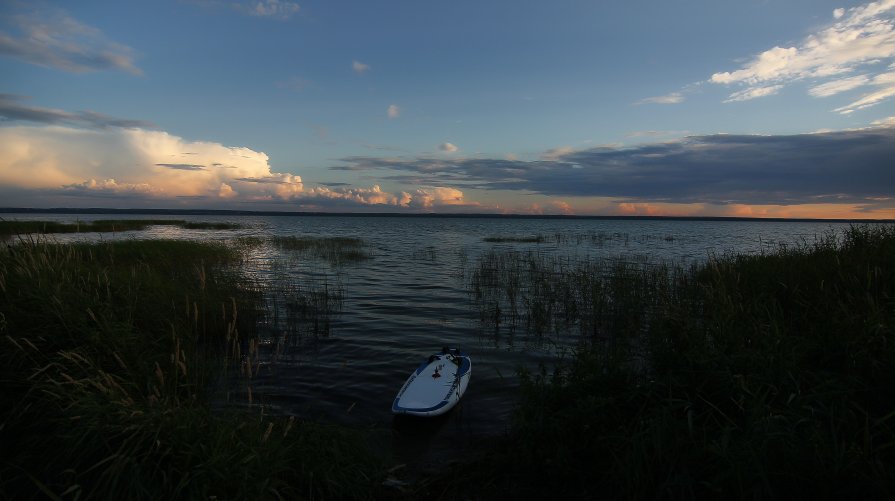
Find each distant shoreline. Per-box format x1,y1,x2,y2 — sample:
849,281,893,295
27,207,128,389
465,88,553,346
0,207,892,224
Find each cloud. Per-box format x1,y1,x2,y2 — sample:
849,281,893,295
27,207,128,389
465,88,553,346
331,126,895,207
0,109,476,211
809,74,871,96
246,0,300,19
834,71,895,113
0,6,141,74
387,104,400,119
155,163,207,171
709,0,895,110
723,84,784,102
634,92,684,105
439,142,458,153
353,60,370,74
0,125,301,200
0,94,155,129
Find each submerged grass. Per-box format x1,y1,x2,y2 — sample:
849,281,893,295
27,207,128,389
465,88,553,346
0,219,241,236
432,224,895,499
0,238,380,499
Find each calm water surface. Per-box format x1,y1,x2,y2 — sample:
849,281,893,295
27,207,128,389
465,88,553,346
3,214,865,469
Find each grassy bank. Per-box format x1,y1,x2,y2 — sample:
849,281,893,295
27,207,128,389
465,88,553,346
0,219,241,236
429,225,895,499
0,239,380,499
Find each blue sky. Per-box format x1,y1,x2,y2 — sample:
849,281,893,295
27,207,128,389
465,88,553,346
1,0,894,217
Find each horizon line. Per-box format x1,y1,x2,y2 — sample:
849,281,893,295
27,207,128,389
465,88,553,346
1,207,892,224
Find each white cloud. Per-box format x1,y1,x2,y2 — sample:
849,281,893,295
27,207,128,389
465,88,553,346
834,71,895,112
634,92,684,105
439,142,458,153
808,74,871,96
0,6,141,74
871,115,895,124
724,84,784,102
0,125,303,200
353,60,370,74
405,187,467,209
387,104,400,119
0,118,477,211
709,0,895,110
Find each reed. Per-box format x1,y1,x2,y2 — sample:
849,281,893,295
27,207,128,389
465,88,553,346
0,239,380,499
431,224,895,499
270,235,372,265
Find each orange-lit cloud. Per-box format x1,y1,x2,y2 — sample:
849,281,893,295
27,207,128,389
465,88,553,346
0,124,476,211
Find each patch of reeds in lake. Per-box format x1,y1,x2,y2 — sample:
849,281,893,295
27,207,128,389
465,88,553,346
484,231,677,247
0,239,380,499
469,247,683,345
446,224,895,500
270,235,372,265
0,219,242,237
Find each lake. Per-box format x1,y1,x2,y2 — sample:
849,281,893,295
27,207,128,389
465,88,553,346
1,213,868,469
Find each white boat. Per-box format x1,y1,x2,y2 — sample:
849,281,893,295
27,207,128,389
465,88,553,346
392,348,471,417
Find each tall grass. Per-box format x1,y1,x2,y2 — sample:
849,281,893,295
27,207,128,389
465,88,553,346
438,225,895,499
0,238,380,499
270,235,372,265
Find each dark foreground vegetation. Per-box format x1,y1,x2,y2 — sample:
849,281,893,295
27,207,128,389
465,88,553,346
1,225,893,499
0,219,240,236
430,225,895,499
0,239,379,499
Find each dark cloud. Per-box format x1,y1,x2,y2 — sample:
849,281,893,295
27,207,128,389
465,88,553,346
236,176,284,184
155,163,206,171
0,94,154,129
332,128,895,206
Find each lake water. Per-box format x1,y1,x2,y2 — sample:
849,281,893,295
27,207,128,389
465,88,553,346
2,213,869,470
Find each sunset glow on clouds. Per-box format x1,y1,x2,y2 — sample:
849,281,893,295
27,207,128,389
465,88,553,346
0,119,476,211
1,1,894,218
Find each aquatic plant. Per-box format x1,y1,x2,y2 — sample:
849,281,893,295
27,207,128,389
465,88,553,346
0,239,380,499
270,235,372,265
442,224,895,499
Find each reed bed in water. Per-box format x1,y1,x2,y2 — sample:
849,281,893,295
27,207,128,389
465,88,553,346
270,235,372,265
429,225,895,499
0,238,380,500
0,219,241,236
483,231,676,247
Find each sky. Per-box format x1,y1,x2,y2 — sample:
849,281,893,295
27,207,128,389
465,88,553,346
1,0,894,218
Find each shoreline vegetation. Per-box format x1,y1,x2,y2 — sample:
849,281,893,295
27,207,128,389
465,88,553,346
0,219,241,237
1,225,893,498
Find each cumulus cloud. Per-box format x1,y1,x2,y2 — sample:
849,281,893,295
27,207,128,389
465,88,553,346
439,142,458,153
332,126,895,208
387,104,400,119
0,125,302,201
0,104,476,211
353,60,370,74
710,0,895,110
0,6,141,74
